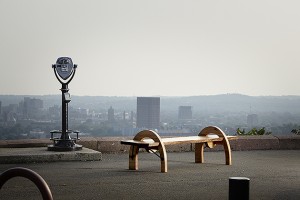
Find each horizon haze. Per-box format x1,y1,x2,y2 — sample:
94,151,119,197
1,0,299,96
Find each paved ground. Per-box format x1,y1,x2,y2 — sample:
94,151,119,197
0,150,299,200
0,147,102,163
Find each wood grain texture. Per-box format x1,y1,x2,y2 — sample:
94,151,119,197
121,126,236,172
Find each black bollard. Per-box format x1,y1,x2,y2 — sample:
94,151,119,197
229,177,250,200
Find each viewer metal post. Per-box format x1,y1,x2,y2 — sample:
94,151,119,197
48,57,82,151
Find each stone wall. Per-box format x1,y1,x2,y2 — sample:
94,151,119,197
1,135,299,152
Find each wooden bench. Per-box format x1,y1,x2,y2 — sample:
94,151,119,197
121,126,237,173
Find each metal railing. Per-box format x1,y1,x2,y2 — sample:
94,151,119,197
0,167,53,200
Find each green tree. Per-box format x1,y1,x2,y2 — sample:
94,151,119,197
291,129,300,135
236,127,271,135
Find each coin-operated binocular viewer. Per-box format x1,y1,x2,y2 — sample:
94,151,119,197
48,57,82,151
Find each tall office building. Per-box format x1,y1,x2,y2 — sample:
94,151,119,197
247,114,258,128
136,97,160,129
178,106,192,120
107,106,115,122
22,97,43,119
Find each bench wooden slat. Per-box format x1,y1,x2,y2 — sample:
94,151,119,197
121,135,237,147
162,136,221,145
120,140,159,148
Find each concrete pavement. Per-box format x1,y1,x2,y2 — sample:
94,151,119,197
0,150,299,200
0,147,102,164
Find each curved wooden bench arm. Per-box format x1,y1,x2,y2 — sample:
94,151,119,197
195,126,232,165
129,130,168,173
0,167,53,200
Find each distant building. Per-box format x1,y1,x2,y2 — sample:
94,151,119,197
247,114,258,128
136,97,160,129
108,106,115,122
22,97,43,119
1,104,18,125
78,108,89,116
178,106,192,120
123,111,126,120
48,105,60,119
130,111,134,123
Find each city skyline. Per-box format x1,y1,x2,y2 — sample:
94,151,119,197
1,95,299,140
1,1,300,97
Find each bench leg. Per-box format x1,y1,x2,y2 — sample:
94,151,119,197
223,140,232,165
198,126,232,165
195,142,232,165
129,145,139,170
195,143,205,163
130,130,168,173
158,146,168,173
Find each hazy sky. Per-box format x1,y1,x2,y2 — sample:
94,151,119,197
0,0,299,96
